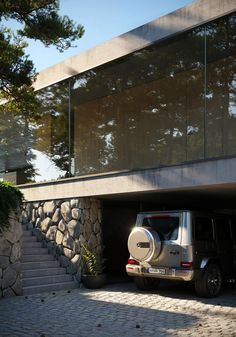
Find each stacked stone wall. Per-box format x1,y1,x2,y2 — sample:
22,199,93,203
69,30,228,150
22,197,103,282
0,212,22,298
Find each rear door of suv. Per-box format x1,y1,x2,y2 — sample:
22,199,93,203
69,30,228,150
138,211,182,268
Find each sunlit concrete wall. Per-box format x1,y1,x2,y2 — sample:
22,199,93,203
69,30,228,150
19,157,236,202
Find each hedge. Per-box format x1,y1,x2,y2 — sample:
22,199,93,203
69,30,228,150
0,181,24,233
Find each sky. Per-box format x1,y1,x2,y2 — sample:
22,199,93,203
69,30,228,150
24,0,195,72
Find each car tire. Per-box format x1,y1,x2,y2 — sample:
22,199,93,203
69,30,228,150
134,276,160,291
195,264,222,298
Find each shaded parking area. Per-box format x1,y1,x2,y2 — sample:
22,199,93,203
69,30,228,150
0,281,235,337
101,185,236,281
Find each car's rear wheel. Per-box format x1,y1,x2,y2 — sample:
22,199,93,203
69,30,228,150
134,276,160,290
195,264,222,298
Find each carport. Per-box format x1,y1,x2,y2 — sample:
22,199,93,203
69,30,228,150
101,183,236,281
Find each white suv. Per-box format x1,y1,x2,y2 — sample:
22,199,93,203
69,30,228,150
126,210,236,297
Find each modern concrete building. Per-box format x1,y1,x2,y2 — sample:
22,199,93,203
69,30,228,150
1,0,236,278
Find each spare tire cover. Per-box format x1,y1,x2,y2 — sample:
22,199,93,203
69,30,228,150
128,227,161,262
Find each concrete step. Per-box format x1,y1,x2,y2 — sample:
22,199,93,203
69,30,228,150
22,223,34,230
22,241,42,248
22,235,37,242
22,230,32,237
21,224,78,296
22,274,73,287
22,267,66,278
22,247,48,255
23,281,78,295
21,260,60,270
21,254,55,263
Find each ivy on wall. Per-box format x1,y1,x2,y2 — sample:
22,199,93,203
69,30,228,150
0,181,24,233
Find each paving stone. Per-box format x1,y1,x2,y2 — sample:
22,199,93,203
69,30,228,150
0,282,235,336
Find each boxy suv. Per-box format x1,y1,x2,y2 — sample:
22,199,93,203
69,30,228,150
126,210,236,297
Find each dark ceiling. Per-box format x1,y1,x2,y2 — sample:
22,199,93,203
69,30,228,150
101,183,236,212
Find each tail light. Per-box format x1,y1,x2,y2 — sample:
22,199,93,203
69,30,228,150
128,258,139,265
181,261,193,268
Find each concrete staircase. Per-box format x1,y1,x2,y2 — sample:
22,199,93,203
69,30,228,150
21,224,78,295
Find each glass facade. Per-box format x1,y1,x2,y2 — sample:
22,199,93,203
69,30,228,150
72,28,204,174
206,14,236,158
0,13,235,184
0,81,70,184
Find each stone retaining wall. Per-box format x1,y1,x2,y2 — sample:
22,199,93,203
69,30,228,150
22,197,103,282
0,212,23,298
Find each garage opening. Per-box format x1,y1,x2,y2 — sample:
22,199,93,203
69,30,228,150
101,185,236,283
102,200,140,283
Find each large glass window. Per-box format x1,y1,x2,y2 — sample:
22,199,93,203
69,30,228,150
31,81,71,182
0,111,32,184
71,26,205,175
0,80,70,184
206,13,236,158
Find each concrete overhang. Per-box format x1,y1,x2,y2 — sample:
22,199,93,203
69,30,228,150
19,157,236,203
34,0,236,90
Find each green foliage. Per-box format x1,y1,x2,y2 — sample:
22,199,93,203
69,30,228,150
81,243,103,276
0,181,24,233
0,0,84,117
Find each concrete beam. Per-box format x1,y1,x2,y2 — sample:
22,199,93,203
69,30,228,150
19,157,236,202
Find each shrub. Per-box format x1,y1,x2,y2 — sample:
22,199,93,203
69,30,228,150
81,243,103,276
0,181,24,233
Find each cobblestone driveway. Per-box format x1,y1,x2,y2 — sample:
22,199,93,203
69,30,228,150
0,281,235,337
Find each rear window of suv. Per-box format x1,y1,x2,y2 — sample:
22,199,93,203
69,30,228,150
137,213,180,241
